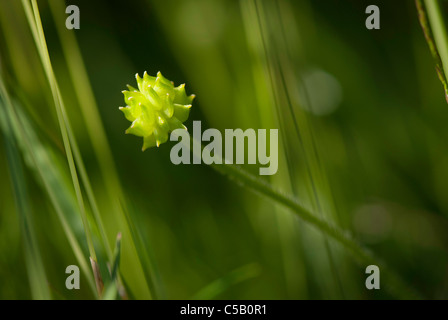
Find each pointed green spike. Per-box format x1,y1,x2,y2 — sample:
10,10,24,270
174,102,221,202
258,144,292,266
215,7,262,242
173,103,191,123
167,116,187,131
153,79,174,100
153,127,168,147
126,117,154,136
127,84,139,92
144,85,163,110
136,73,144,92
122,91,146,108
161,94,174,118
119,106,136,122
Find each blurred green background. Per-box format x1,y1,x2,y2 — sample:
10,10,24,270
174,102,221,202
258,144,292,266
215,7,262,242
1,0,448,299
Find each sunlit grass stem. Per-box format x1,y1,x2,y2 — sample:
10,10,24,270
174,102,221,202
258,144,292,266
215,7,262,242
21,0,101,295
418,0,448,101
22,0,157,299
0,80,50,300
0,79,96,294
48,0,158,299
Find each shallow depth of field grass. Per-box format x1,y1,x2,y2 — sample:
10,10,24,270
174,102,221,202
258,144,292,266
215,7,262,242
1,0,448,300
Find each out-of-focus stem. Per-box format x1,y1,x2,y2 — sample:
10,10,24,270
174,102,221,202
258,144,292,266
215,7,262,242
417,0,448,102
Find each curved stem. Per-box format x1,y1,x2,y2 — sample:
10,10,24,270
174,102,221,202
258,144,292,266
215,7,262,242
424,0,448,79
175,131,422,299
417,0,448,101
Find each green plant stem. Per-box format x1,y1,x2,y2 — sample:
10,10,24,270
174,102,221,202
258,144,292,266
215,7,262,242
24,0,96,260
176,132,422,299
49,0,158,300
22,0,156,299
48,0,116,260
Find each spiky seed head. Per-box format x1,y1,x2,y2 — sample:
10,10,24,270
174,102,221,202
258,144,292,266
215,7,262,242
119,71,195,150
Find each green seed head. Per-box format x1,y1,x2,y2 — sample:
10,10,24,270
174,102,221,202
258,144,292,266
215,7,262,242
119,71,195,150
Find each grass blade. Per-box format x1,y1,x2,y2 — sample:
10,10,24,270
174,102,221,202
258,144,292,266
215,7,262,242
0,79,50,300
0,74,97,295
416,0,448,102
